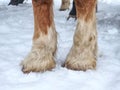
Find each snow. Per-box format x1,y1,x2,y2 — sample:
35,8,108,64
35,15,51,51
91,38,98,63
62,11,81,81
0,0,120,90
99,0,120,5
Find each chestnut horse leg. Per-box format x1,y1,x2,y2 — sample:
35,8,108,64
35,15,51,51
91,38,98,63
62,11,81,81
21,0,57,73
65,0,97,71
59,0,70,11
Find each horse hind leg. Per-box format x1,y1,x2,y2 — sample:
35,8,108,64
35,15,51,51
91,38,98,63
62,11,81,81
59,0,70,11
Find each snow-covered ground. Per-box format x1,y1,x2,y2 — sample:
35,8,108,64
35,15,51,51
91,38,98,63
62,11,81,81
0,0,120,90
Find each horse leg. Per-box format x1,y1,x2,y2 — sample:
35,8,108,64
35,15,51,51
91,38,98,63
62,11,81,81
65,0,97,71
21,0,57,73
59,0,70,11
67,1,76,20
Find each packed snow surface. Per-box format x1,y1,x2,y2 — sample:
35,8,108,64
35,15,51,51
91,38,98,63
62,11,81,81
0,0,120,90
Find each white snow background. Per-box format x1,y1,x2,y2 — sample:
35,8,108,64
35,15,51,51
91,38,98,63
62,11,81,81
0,0,120,90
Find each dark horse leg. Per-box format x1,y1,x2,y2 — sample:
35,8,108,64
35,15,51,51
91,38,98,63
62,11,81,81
67,1,76,20
8,0,24,5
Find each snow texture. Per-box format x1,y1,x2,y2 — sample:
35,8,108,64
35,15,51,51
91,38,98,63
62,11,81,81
0,0,120,90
